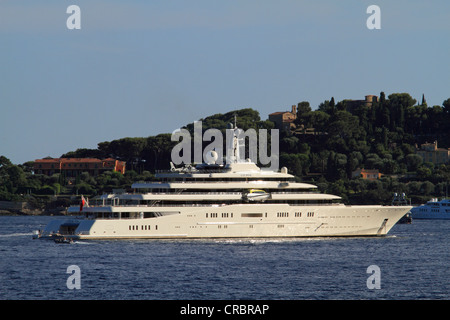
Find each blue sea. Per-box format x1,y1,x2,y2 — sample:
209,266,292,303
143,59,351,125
0,216,448,301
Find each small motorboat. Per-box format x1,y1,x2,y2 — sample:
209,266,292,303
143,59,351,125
53,236,74,244
32,230,42,239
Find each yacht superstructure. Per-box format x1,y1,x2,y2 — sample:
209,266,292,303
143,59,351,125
38,159,411,240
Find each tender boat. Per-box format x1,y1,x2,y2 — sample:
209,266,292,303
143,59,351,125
245,189,270,202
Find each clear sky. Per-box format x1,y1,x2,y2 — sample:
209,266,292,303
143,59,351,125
1,0,449,164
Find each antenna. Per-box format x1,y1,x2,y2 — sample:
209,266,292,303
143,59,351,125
228,113,241,163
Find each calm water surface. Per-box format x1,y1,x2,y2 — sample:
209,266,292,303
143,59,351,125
0,216,448,300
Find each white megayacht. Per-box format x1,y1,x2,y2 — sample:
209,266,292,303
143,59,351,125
39,124,411,240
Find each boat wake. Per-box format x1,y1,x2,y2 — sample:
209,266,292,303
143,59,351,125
0,232,33,238
72,241,93,245
212,237,333,244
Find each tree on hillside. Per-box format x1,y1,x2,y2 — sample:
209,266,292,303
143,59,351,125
0,156,12,168
61,148,105,159
98,137,147,164
186,108,261,133
443,98,450,114
327,111,362,139
388,93,416,131
143,134,175,171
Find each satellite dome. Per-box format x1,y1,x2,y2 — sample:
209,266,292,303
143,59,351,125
205,150,219,164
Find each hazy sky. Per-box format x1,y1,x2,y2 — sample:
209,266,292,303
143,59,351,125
1,0,449,164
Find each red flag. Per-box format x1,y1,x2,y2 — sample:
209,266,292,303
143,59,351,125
80,195,86,212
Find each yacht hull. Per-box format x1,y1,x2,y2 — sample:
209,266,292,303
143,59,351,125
43,204,410,240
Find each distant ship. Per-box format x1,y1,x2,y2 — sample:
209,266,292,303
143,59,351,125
36,123,411,240
410,198,450,220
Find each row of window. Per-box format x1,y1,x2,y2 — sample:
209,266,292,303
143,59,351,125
419,208,442,212
206,212,316,218
211,224,364,230
218,224,288,229
128,225,158,231
279,211,315,217
207,212,251,218
206,213,234,218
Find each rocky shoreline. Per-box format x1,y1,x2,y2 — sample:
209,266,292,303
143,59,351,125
0,210,67,216
0,200,69,216
0,206,67,216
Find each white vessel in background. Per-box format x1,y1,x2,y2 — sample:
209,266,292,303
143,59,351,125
410,199,450,219
37,123,411,240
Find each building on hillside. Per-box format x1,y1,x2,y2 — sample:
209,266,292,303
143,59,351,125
269,96,378,132
352,168,383,180
345,95,378,111
268,105,297,131
33,157,126,177
416,141,450,165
